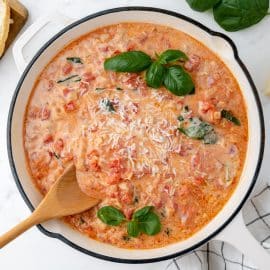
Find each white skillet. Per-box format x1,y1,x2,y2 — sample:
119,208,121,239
7,7,268,268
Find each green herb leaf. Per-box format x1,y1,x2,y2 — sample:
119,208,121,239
99,98,115,112
146,62,166,88
179,117,218,144
67,57,83,64
95,87,105,91
97,206,125,226
57,75,81,84
138,211,161,236
127,221,140,237
164,66,195,96
186,0,220,11
158,49,188,64
213,0,269,32
221,109,241,126
133,206,153,220
104,51,152,72
116,87,123,91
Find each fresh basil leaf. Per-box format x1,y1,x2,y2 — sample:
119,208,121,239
139,211,161,236
127,221,140,237
164,66,195,96
146,62,166,88
221,109,241,126
104,51,152,72
97,206,125,226
133,206,153,220
179,117,217,144
186,0,220,11
95,87,105,91
158,49,188,64
67,57,83,64
99,98,115,112
213,0,269,32
57,75,81,84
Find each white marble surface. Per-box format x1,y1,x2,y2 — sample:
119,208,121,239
0,0,269,269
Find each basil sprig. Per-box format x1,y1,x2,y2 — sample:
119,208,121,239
97,205,161,237
97,206,125,226
104,49,194,97
213,0,269,32
164,66,195,96
104,51,152,72
186,0,220,11
186,0,270,32
221,109,241,126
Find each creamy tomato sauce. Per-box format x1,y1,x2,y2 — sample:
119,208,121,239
24,23,248,249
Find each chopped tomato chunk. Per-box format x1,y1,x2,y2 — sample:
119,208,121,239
184,55,200,72
64,101,76,112
43,134,53,144
82,72,96,83
40,107,51,120
63,88,72,97
62,62,73,75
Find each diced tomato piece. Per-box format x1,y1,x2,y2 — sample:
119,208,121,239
130,102,139,113
54,138,64,153
47,80,54,91
138,34,148,44
100,46,109,52
89,160,101,172
119,182,134,205
63,88,72,97
164,184,170,194
184,55,200,72
113,50,121,55
89,124,98,132
29,106,40,119
198,101,214,114
85,150,100,172
109,159,122,173
107,172,122,184
64,101,76,112
191,152,201,169
127,43,136,51
40,107,51,120
79,82,89,96
43,134,53,144
194,176,205,185
82,72,96,83
62,62,73,75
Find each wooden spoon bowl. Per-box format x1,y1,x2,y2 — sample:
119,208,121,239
0,164,99,248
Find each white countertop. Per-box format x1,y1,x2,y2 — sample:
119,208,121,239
0,0,269,269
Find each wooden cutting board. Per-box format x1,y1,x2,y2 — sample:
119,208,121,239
0,0,28,58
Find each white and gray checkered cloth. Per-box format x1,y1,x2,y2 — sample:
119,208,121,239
165,185,270,270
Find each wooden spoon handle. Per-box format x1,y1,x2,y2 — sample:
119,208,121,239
0,211,44,248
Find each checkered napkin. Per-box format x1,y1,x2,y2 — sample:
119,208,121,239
165,185,270,270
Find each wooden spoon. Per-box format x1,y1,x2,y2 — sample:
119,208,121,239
0,164,99,248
